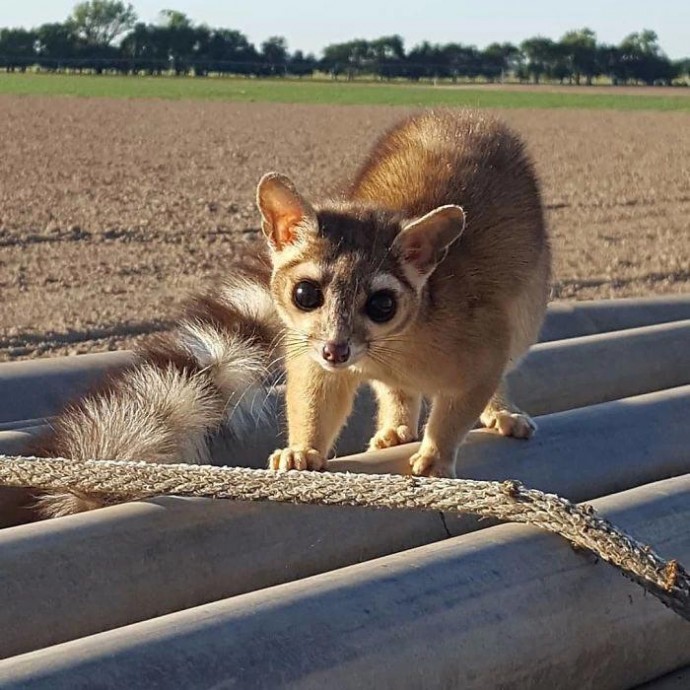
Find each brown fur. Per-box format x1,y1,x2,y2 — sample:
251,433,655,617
258,109,551,476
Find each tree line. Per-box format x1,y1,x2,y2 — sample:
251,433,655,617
1,1,688,85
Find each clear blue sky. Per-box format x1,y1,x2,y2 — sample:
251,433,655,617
3,0,689,59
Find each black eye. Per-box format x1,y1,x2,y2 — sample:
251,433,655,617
293,280,324,311
365,290,397,323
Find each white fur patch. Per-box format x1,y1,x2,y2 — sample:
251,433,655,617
220,279,276,325
56,363,221,466
35,491,109,518
178,322,266,393
177,321,274,439
287,259,323,283
370,273,404,295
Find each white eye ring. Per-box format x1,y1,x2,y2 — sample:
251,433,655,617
369,273,404,295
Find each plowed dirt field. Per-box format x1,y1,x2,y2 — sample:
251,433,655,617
1,97,688,360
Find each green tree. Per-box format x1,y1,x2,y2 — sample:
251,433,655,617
369,35,405,79
158,10,192,30
261,36,288,74
595,44,621,84
0,28,37,70
560,28,598,84
321,39,372,79
406,42,449,80
287,50,317,78
619,30,674,84
34,23,83,70
69,0,136,46
622,29,661,56
0,28,36,55
481,42,520,82
197,28,258,75
442,43,481,82
151,11,198,74
120,22,169,73
520,37,557,83
675,58,690,82
36,23,80,58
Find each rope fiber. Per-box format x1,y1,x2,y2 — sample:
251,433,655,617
1,454,689,622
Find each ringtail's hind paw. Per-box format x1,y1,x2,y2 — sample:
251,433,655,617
269,447,326,471
368,424,417,451
481,409,536,439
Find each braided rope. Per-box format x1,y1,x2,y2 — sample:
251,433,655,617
2,454,690,621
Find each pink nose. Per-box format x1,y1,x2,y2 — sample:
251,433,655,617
322,341,350,364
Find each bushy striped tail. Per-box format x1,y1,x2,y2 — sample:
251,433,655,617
27,258,283,519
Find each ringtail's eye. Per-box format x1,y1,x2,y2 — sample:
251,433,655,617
293,280,324,311
365,290,397,323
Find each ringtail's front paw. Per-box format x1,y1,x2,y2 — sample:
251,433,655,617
368,425,417,451
409,447,455,478
481,409,536,439
268,447,326,471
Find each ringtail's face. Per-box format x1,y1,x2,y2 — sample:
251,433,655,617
256,173,465,372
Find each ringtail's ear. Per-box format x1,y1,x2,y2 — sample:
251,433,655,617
393,205,465,284
256,173,318,252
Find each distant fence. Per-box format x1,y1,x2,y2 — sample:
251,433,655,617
0,55,295,77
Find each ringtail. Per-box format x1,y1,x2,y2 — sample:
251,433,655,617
16,109,550,520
